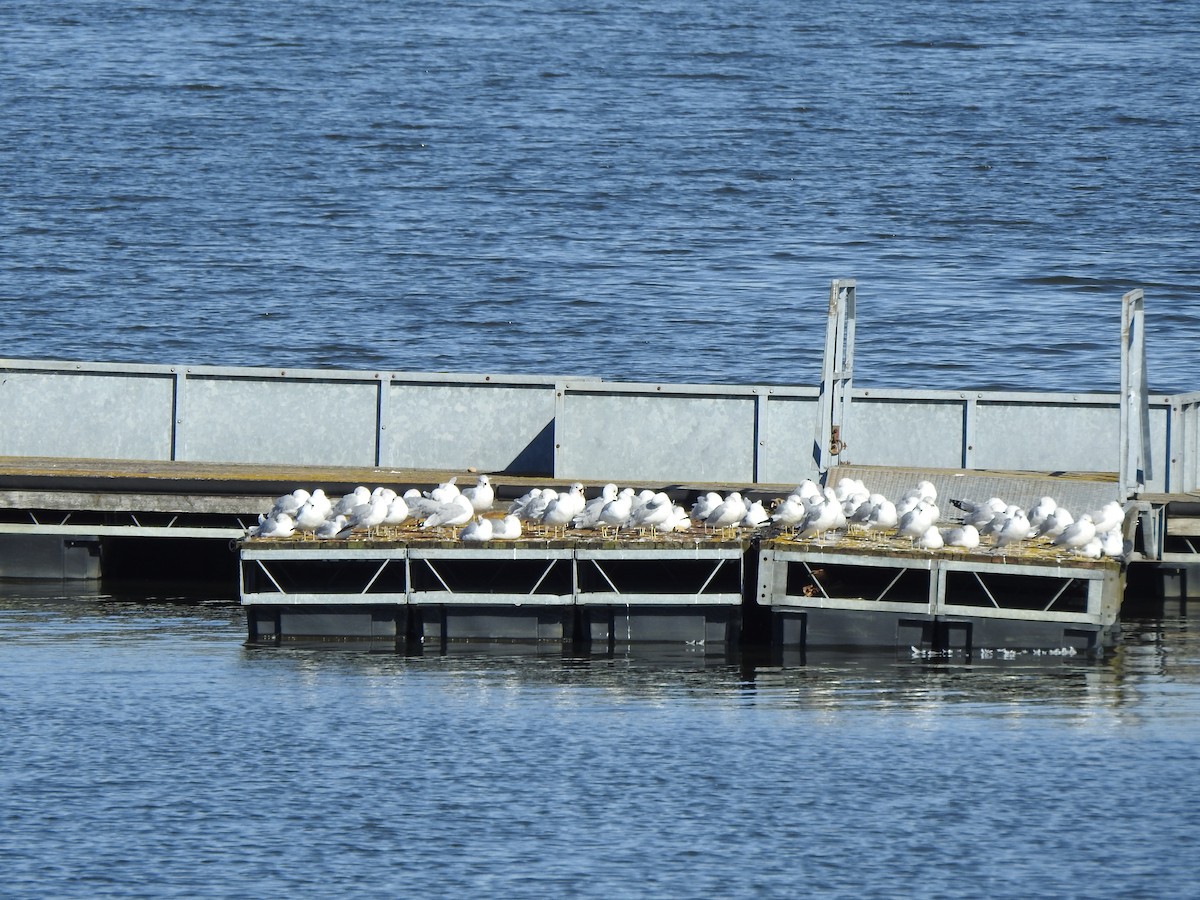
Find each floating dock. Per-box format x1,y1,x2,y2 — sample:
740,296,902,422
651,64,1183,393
241,532,747,649
2,283,1198,650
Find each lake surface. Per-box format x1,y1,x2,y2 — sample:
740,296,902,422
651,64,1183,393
4,1,1200,895
2,587,1200,898
2,0,1199,393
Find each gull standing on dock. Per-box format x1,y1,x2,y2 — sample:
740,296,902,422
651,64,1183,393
541,484,586,535
917,526,945,551
462,475,495,513
420,493,475,531
598,488,635,535
630,491,675,532
1039,506,1074,539
797,488,844,543
573,483,619,530
348,494,389,537
690,491,724,527
292,499,328,536
770,493,808,532
706,492,749,531
1051,513,1097,553
992,507,1031,553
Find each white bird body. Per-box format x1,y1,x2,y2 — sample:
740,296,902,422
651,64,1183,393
508,487,542,518
426,476,460,503
462,475,495,513
834,477,870,503
942,524,981,549
1051,513,1096,551
1091,501,1125,535
491,514,523,540
1099,529,1126,558
542,485,586,531
798,489,843,541
421,493,475,530
793,479,821,502
864,499,899,534
315,515,351,540
740,499,771,528
706,492,748,530
690,491,724,526
916,525,944,551
383,496,411,528
657,504,691,533
293,500,328,534
459,515,493,542
574,484,619,529
598,489,635,531
631,492,674,530
1040,507,1075,539
348,496,389,534
771,494,807,529
902,480,938,505
308,489,332,519
993,508,1031,550
334,486,371,516
520,489,558,523
253,512,295,539
270,489,310,518
896,500,938,543
1026,496,1057,534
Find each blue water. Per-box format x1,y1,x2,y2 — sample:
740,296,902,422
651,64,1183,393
2,0,1199,391
4,2,1200,895
2,591,1200,899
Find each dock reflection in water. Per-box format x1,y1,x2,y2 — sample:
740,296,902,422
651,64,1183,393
3,587,1200,899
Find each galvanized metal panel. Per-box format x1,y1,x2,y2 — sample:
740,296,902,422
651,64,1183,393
972,401,1116,474
384,382,556,474
0,369,173,459
180,375,379,466
557,387,757,484
840,397,966,469
759,393,822,485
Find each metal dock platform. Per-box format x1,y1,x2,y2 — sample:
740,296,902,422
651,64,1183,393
2,283,1198,649
240,532,747,648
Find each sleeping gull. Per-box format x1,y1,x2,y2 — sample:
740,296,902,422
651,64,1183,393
942,523,981,550
459,515,494,543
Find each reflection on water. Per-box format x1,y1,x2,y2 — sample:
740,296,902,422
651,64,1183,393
4,586,1200,899
2,584,1197,711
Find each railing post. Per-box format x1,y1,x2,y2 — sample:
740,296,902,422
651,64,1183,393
814,278,856,473
1119,288,1151,498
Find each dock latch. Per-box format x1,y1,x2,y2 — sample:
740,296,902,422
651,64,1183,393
829,425,847,456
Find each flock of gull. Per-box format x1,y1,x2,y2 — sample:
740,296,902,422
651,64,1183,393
247,473,1130,560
